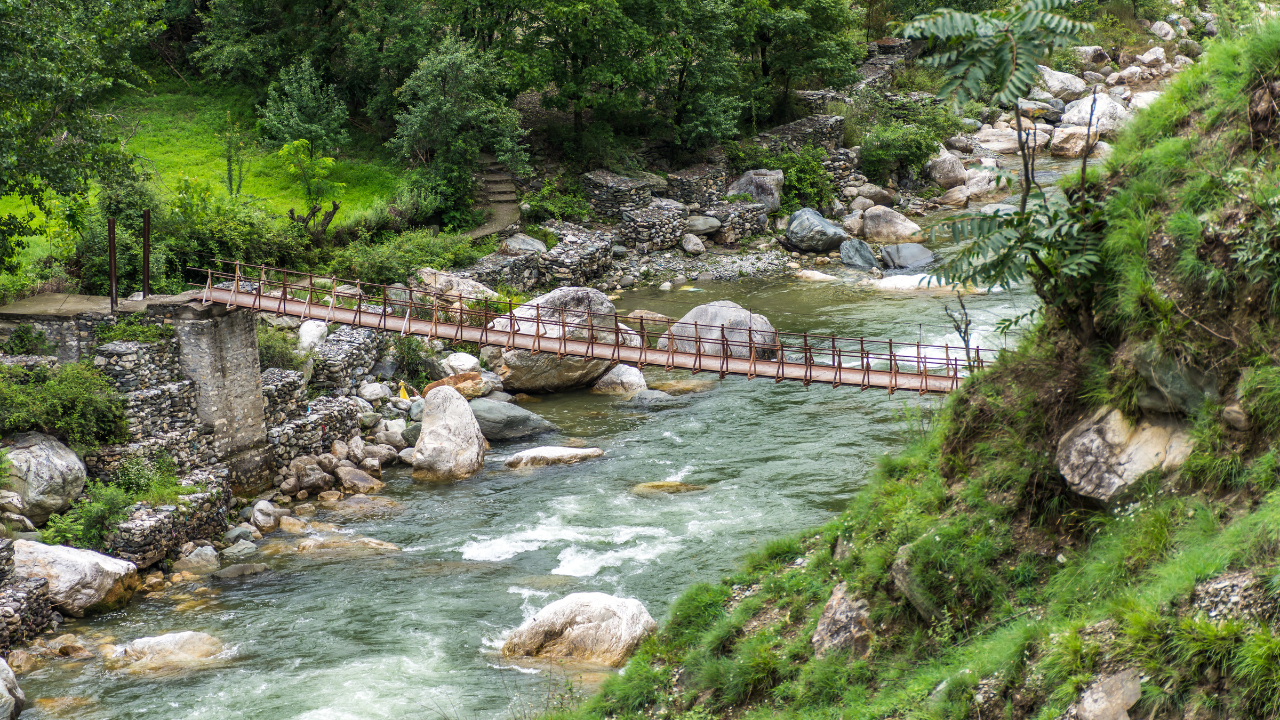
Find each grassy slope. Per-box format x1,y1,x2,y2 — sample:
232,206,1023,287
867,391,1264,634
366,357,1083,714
0,77,402,266
558,23,1280,720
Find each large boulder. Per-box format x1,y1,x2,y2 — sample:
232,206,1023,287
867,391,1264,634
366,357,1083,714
656,300,777,359
2,432,86,526
12,540,139,617
881,243,934,269
726,169,785,212
924,150,968,189
1062,94,1132,138
411,386,486,481
469,399,557,441
784,208,847,252
1129,91,1163,110
0,659,23,719
498,233,547,256
839,239,880,269
335,466,385,494
412,267,498,301
1131,342,1220,415
686,216,722,236
502,592,657,667
114,631,225,673
592,364,647,396
811,582,874,660
1076,669,1141,720
1056,406,1193,504
482,287,641,393
442,352,481,376
297,320,328,352
1037,65,1088,101
1050,126,1101,158
862,206,922,243
1150,20,1176,41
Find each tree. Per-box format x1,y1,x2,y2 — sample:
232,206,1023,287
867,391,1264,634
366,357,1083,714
258,58,350,158
899,0,1090,211
277,139,343,206
0,0,162,272
218,112,254,197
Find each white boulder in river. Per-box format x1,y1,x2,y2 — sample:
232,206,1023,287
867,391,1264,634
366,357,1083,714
502,592,657,667
109,631,226,674
657,300,777,359
411,386,486,481
12,540,139,617
0,658,23,719
481,287,641,393
2,432,86,525
861,206,922,243
505,446,605,469
591,364,647,396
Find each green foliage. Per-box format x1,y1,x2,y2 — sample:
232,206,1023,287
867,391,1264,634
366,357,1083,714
96,313,175,344
0,324,55,356
724,143,833,214
391,335,440,390
859,124,943,184
892,65,949,94
258,58,350,157
0,362,126,448
327,229,491,287
41,481,133,550
521,177,593,223
0,0,162,272
257,324,306,371
277,140,344,207
113,454,196,505
217,112,255,197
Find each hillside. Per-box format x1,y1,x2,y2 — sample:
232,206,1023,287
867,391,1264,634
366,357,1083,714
550,23,1280,720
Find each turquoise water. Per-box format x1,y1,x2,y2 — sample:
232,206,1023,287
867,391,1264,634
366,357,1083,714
18,274,1036,719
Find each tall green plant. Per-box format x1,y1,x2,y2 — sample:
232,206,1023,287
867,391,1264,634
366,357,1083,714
258,58,350,158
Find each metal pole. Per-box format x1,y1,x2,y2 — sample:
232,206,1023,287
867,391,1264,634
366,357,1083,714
142,209,151,298
108,218,118,312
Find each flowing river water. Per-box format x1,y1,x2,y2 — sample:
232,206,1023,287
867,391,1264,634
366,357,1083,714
18,212,1045,719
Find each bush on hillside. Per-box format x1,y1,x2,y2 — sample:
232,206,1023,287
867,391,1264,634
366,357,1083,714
257,324,307,371
0,325,56,356
95,313,175,343
0,363,126,449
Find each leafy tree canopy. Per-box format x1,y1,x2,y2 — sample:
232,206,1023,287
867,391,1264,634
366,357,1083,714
258,58,350,157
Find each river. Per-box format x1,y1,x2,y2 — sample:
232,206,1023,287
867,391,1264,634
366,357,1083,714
18,246,1039,718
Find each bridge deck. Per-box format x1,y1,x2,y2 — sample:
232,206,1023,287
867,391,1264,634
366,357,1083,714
198,285,974,394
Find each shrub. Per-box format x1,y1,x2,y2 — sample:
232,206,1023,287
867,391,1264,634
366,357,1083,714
0,324,55,355
0,363,126,448
257,324,306,371
113,454,196,505
95,313,175,344
41,481,133,550
724,143,833,213
521,175,593,223
859,123,946,184
327,229,493,287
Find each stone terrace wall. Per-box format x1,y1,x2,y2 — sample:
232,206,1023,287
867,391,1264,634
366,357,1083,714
540,222,616,287
105,468,231,569
0,355,57,373
310,327,391,396
121,382,198,442
823,148,866,189
456,250,544,293
268,396,361,468
85,427,217,481
794,90,858,116
704,202,770,244
0,577,52,651
751,115,846,153
582,171,652,219
620,206,688,255
92,339,181,391
666,165,726,207
262,368,307,426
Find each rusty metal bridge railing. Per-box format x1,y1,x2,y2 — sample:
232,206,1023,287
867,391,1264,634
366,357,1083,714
191,262,992,394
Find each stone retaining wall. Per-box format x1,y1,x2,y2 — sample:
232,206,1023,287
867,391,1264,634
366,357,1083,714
122,381,198,441
539,222,616,287
581,171,652,218
0,577,52,651
0,355,57,374
92,339,181,392
105,468,231,569
666,165,726,207
268,396,361,467
823,149,866,189
456,250,544,293
85,426,218,480
310,327,390,396
262,368,307,426
620,206,688,255
794,90,858,116
752,115,846,153
704,202,771,244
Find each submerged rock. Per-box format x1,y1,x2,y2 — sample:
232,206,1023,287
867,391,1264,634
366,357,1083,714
505,447,605,469
469,399,558,441
171,546,219,575
502,592,657,667
212,563,269,579
630,482,706,496
112,631,225,674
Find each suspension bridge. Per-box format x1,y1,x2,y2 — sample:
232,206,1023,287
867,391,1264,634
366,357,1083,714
193,262,993,395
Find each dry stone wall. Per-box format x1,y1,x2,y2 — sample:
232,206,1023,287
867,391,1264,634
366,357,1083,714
752,115,845,153
0,576,52,651
311,327,390,396
582,171,653,218
666,165,726,207
105,468,231,569
268,396,362,467
539,222,616,287
704,202,770,244
262,368,307,426
621,206,688,255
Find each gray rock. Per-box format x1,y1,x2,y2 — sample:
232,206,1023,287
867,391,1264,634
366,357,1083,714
862,206,922,243
857,184,895,206
401,422,422,446
726,169,785,212
785,208,848,252
469,399,558,441
1076,669,1141,720
612,244,629,258
623,389,684,407
173,546,220,575
1017,98,1062,123
213,563,269,579
839,239,880,269
0,658,21,719
1056,406,1193,504
2,432,87,525
499,233,547,256
890,539,942,622
681,234,705,255
943,136,974,154
881,243,934,269
486,390,515,403
925,150,968,189
1132,342,1220,415
686,216,722,236
410,386,487,481
223,527,254,544
482,287,640,393
375,430,408,450
1177,38,1202,58
12,540,138,617
1149,19,1176,41
359,412,382,430
656,300,777,359
1037,65,1088,101
221,539,258,560
409,399,425,422
811,582,873,659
